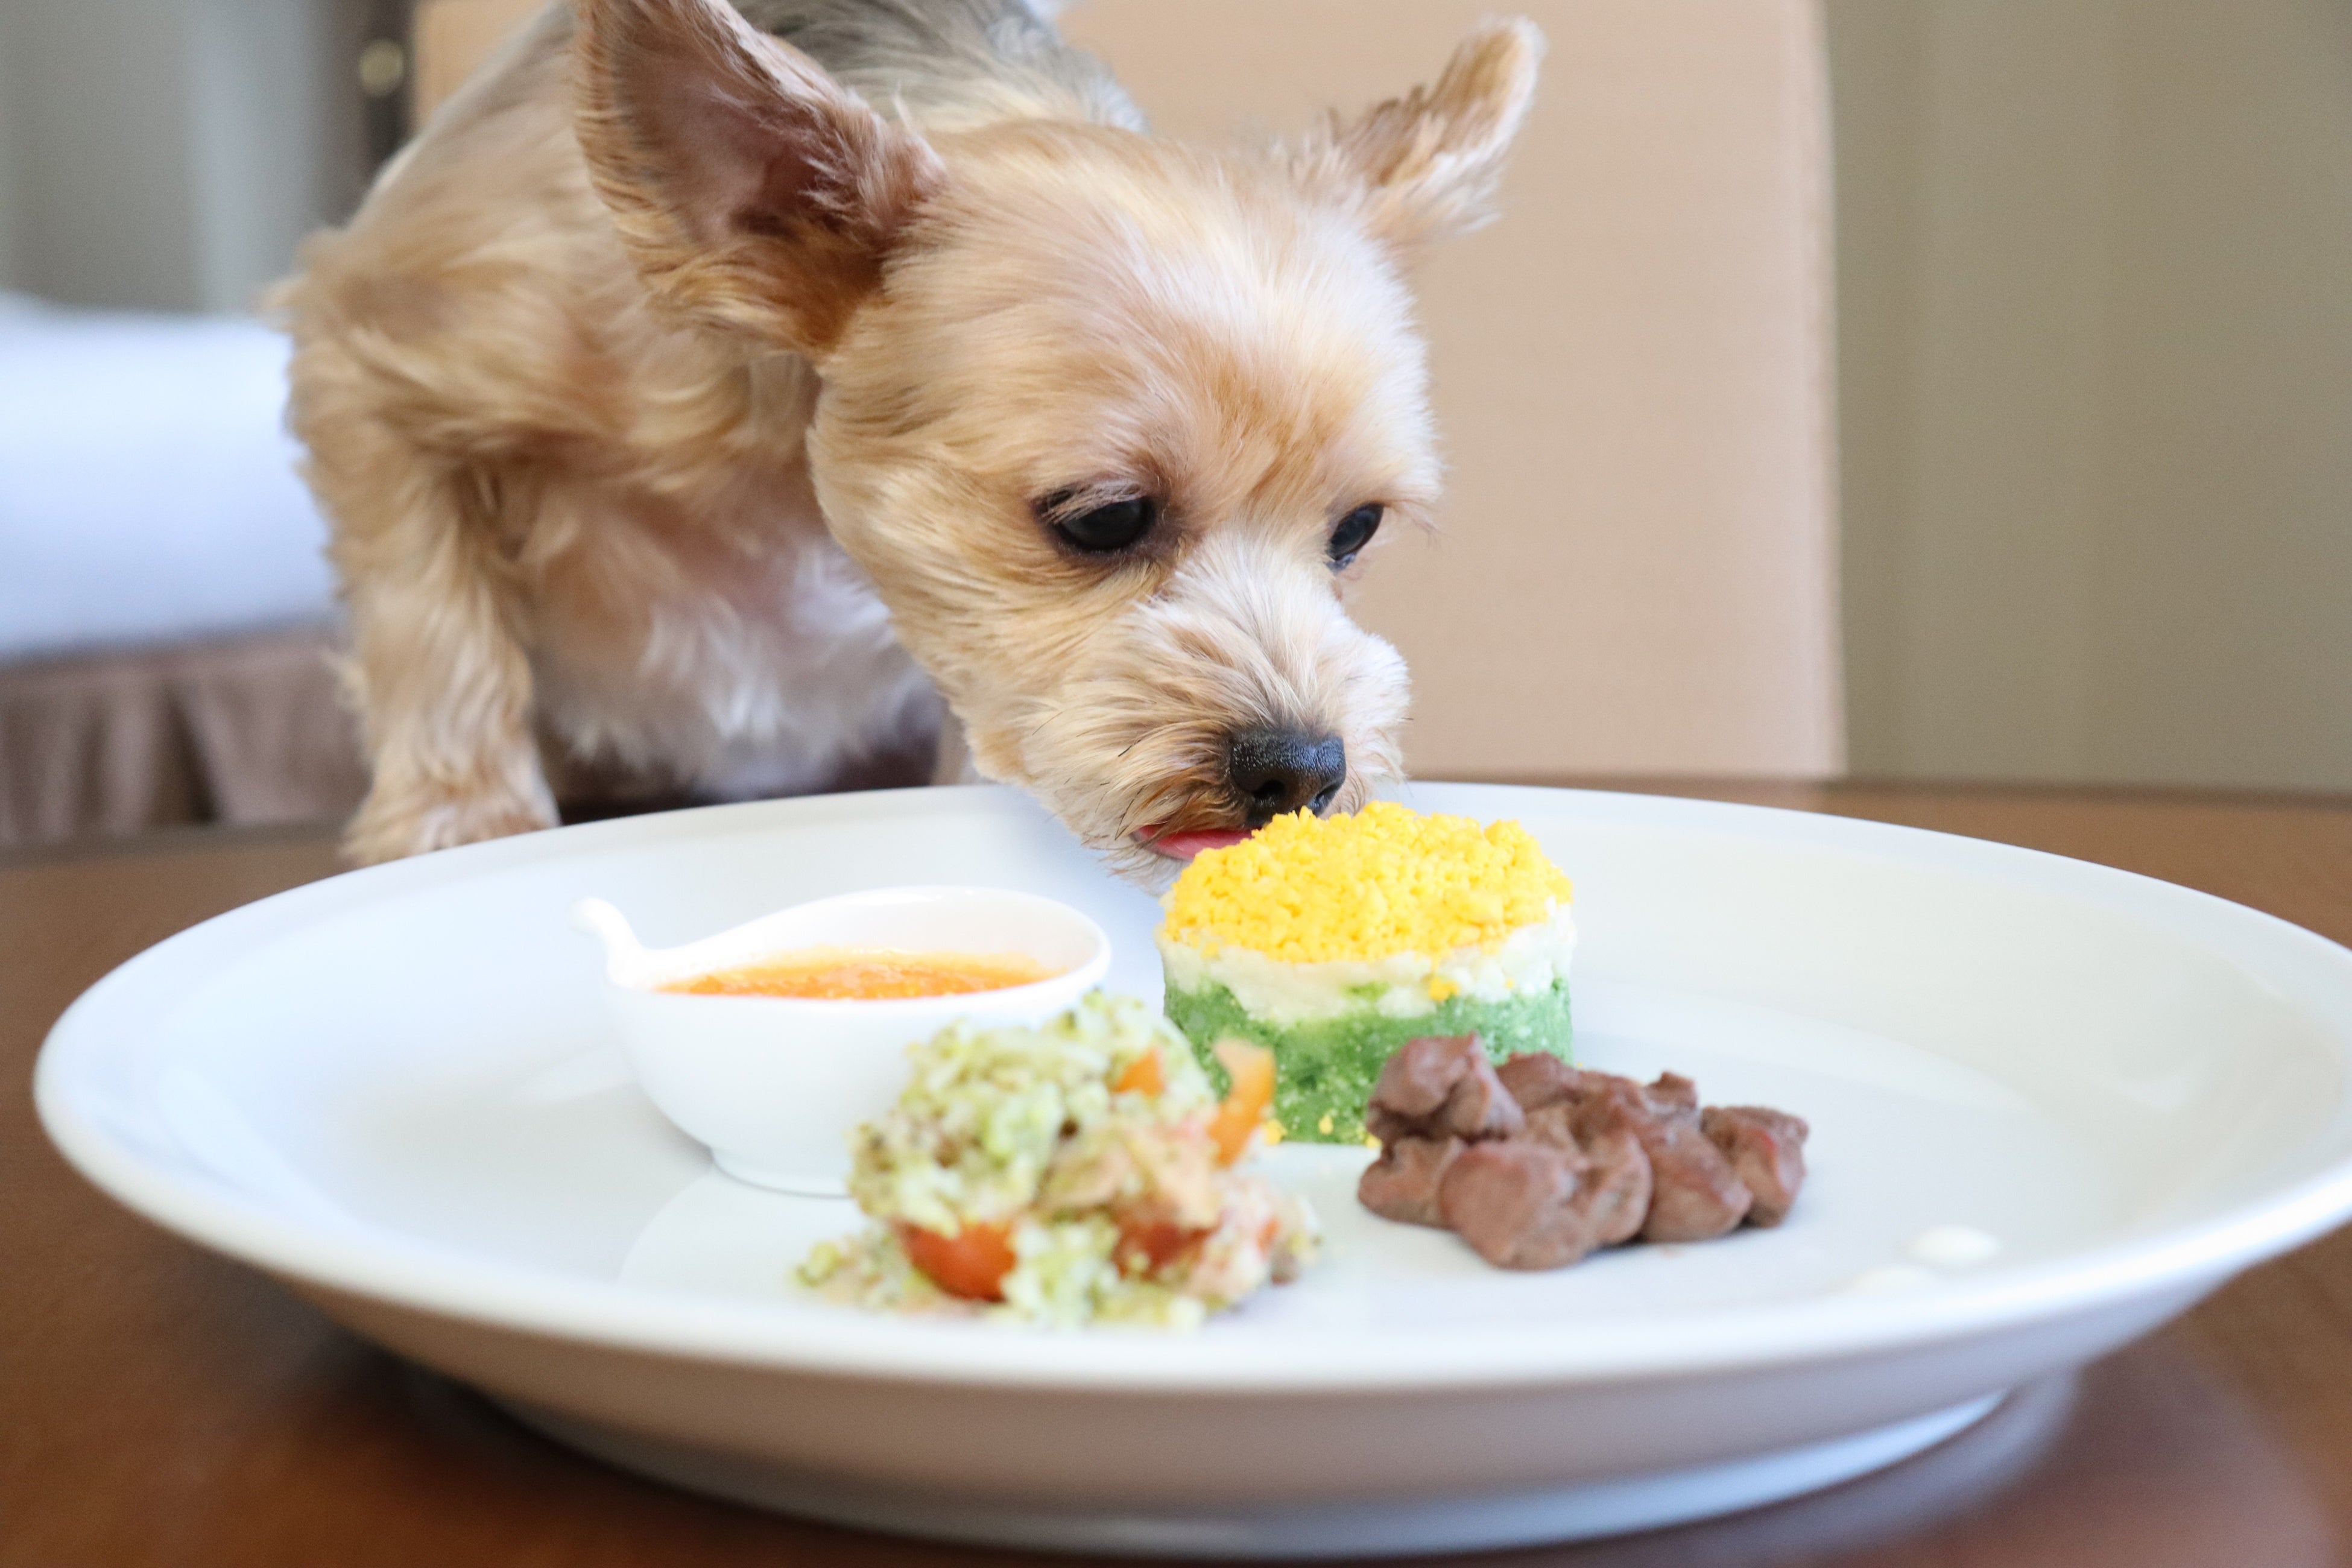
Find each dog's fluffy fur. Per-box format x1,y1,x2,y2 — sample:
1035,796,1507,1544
280,0,1540,877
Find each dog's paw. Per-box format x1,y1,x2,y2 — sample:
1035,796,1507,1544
345,780,558,864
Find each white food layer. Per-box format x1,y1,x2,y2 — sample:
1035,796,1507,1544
1156,903,1576,1027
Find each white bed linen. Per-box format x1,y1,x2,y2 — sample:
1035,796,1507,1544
0,292,337,662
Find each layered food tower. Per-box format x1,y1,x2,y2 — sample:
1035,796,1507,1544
1157,801,1575,1142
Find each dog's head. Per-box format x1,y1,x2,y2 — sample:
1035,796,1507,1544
576,0,1540,877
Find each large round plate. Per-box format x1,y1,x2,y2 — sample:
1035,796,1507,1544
36,784,2352,1557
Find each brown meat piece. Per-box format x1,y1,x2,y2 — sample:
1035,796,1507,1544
1365,1035,1523,1145
1704,1105,1810,1227
1525,1095,1655,1247
1497,1055,1661,1122
1495,1051,1589,1111
1362,1042,1807,1266
1522,1070,1750,1242
1519,1101,1578,1151
1644,1072,1701,1117
1356,1136,1465,1228
1630,1073,1752,1242
1437,1140,1603,1269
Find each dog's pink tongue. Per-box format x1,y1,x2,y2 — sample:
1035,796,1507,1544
1145,828,1253,861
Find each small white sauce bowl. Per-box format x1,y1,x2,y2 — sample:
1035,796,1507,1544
571,887,1110,1195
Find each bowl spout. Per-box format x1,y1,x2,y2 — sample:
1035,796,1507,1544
569,898,644,981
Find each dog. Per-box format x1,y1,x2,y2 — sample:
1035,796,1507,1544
280,0,1540,879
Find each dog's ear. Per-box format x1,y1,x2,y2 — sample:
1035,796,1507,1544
574,0,944,356
1292,17,1543,250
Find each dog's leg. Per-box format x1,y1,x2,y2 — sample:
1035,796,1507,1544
318,428,557,864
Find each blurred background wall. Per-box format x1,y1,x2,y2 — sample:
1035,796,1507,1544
1,0,2348,792
0,0,376,312
0,5,19,289
1829,0,2352,793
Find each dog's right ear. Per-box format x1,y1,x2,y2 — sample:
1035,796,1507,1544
1289,17,1543,252
574,0,944,356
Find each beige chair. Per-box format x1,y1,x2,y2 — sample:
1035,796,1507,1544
415,0,1843,782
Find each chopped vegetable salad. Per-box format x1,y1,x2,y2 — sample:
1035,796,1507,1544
800,992,1318,1327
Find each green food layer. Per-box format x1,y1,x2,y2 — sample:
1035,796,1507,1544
1165,980,1572,1143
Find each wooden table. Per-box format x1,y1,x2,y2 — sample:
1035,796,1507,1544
9,782,2352,1567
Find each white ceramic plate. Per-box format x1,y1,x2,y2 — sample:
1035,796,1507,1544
37,784,2352,1558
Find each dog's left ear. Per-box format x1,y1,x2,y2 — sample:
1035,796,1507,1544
1292,17,1544,250
574,0,946,356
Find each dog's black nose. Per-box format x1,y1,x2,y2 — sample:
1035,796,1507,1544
1227,727,1347,827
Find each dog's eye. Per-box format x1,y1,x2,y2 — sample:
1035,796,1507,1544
1328,505,1383,567
1042,492,1159,554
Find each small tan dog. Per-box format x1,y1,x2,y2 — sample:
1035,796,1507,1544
282,0,1539,877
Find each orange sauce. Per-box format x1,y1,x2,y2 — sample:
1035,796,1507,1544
661,947,1054,1000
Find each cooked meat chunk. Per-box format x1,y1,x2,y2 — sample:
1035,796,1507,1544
1361,1038,1807,1270
1496,1051,1584,1111
1579,1114,1654,1246
1524,1095,1654,1247
1519,1100,1577,1151
1641,1132,1753,1242
1703,1105,1811,1227
1357,1135,1465,1228
1644,1072,1701,1117
1364,1035,1524,1145
1625,1073,1751,1242
1498,1055,1655,1121
1438,1140,1602,1269
1513,1067,1748,1244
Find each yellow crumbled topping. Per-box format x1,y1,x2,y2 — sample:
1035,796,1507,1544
1161,801,1573,963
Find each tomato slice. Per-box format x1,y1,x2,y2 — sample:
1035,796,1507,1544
1115,1216,1204,1277
899,1221,1017,1301
1113,1046,1165,1097
1207,1038,1276,1165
